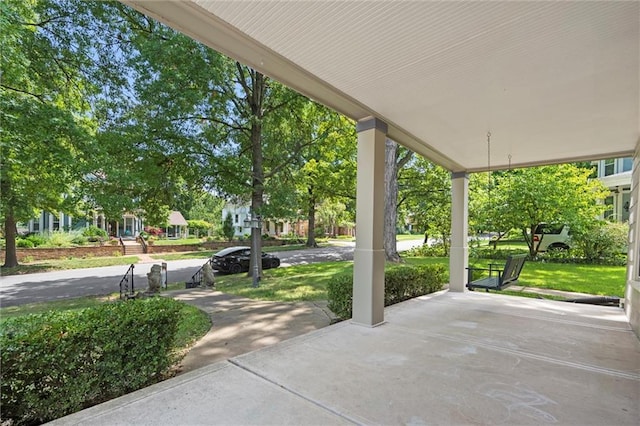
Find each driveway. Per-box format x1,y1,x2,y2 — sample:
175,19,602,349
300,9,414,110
0,240,424,307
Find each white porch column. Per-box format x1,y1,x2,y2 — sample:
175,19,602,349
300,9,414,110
449,172,469,292
352,117,386,327
625,145,640,337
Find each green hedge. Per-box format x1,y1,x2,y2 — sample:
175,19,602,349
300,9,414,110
327,264,446,320
0,297,183,425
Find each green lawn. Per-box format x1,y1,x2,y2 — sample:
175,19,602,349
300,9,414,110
490,242,530,250
466,258,626,297
401,256,625,297
215,254,625,303
151,238,205,246
0,295,118,319
151,251,213,261
396,234,425,241
518,262,625,296
1,256,141,276
215,260,353,302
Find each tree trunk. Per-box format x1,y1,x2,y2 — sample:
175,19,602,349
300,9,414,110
3,208,18,268
247,69,265,278
384,139,402,262
306,187,317,247
442,232,450,256
523,225,539,257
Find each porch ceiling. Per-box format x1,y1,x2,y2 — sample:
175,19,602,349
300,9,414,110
123,1,639,172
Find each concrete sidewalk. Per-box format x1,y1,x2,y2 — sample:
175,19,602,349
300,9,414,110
51,291,639,425
168,289,338,374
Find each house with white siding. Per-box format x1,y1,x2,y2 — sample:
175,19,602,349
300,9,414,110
595,157,633,222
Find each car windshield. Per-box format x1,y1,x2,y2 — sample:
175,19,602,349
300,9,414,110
534,224,564,234
214,246,250,257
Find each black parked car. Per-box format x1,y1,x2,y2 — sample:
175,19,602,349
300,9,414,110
211,246,281,274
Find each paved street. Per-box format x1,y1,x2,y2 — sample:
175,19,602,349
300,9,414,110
0,240,424,307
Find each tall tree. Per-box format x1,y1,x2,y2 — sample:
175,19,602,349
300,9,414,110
398,157,451,253
384,140,414,262
102,6,323,277
287,108,356,247
481,164,609,257
0,0,105,267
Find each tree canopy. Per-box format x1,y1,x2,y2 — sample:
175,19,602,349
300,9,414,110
1,0,103,266
477,164,609,256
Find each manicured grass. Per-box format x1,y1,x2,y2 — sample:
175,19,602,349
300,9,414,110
215,260,353,302
466,258,626,297
518,262,625,297
396,234,425,241
152,238,204,246
214,257,449,303
0,295,119,319
483,241,530,250
0,256,140,276
215,255,625,302
151,251,213,261
172,303,212,349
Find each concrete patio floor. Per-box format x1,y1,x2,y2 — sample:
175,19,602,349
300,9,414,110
52,291,639,425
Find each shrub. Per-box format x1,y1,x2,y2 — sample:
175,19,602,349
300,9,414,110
222,213,234,242
326,274,353,320
43,231,75,248
144,226,164,237
24,233,46,247
573,221,629,264
0,297,183,425
71,234,89,245
187,219,212,238
82,225,108,239
16,239,34,248
405,242,447,257
384,264,446,305
327,264,446,320
470,247,528,260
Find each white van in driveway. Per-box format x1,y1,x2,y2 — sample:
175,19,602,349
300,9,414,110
533,223,571,251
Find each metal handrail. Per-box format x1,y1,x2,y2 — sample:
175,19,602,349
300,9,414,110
139,235,148,254
187,258,215,288
119,264,135,299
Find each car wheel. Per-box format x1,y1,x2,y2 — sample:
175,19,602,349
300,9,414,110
229,263,243,274
271,259,280,268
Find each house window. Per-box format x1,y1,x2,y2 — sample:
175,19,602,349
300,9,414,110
235,214,239,224
622,157,633,173
604,159,615,176
237,226,242,233
604,196,614,220
53,214,60,231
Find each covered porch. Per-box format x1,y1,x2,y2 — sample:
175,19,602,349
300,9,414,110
54,291,639,425
121,0,640,335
